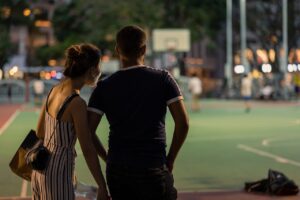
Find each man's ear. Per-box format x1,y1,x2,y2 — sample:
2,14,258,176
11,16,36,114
139,45,146,56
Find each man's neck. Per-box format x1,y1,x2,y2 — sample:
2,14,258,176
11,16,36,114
121,58,144,68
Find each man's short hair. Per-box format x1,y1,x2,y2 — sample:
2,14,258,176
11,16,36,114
116,25,146,58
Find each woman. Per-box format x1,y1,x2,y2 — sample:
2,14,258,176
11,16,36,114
31,44,109,200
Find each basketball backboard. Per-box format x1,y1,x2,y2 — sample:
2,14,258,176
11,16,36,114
152,29,190,52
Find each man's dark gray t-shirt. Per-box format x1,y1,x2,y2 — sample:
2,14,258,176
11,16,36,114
88,65,183,168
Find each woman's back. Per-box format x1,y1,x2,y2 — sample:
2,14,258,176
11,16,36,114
46,85,77,123
44,85,79,151
31,85,79,200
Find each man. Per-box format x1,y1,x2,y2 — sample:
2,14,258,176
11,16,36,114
241,73,252,112
87,25,189,200
33,79,45,106
7,82,12,103
188,73,202,111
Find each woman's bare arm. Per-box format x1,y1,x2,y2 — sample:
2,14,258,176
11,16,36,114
36,101,46,139
71,97,109,199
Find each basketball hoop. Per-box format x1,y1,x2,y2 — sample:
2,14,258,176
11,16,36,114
167,46,176,52
165,38,178,52
152,29,190,52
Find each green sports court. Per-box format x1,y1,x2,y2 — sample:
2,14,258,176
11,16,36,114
1,99,300,198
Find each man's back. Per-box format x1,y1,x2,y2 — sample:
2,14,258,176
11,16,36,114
88,25,188,200
88,66,183,168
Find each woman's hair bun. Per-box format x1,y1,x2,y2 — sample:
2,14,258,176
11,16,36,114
67,45,82,60
63,43,101,78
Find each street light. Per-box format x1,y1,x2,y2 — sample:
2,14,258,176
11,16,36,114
23,8,31,17
34,20,51,28
234,65,245,74
282,0,288,73
262,64,272,73
9,66,19,77
48,59,57,66
1,6,11,18
226,0,233,90
240,0,248,73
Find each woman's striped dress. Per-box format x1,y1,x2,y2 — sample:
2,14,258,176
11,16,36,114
31,110,77,200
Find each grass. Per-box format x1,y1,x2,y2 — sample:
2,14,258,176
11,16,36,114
1,100,300,196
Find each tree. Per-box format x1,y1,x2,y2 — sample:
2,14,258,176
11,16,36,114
49,0,226,61
0,25,11,68
162,0,226,41
53,0,163,45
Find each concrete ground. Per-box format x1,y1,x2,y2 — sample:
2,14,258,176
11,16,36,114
0,191,300,200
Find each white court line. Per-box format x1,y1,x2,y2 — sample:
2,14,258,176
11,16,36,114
0,110,20,135
237,144,300,167
20,180,28,197
262,139,269,146
262,139,272,146
261,136,300,147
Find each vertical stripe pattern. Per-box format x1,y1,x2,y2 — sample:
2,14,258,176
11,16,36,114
31,112,77,200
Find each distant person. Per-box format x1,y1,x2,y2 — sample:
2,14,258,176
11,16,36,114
88,25,189,200
241,74,252,112
188,73,202,111
282,73,294,100
33,79,45,106
293,72,300,100
260,85,273,100
31,44,109,200
7,82,12,103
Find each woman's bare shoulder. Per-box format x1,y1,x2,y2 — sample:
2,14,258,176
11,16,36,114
69,95,87,110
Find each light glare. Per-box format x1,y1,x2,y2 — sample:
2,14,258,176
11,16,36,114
234,65,245,74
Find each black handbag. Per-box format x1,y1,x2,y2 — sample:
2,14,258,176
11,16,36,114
245,169,299,196
25,137,51,171
268,169,299,195
9,129,40,181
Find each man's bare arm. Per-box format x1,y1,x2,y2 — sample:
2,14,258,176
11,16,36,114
167,100,189,172
88,111,108,162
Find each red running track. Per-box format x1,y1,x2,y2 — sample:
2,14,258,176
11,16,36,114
0,104,22,131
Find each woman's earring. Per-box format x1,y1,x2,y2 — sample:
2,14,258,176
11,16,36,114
91,70,98,78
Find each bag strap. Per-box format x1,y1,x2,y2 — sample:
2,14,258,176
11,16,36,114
46,87,54,112
45,92,79,147
56,93,79,120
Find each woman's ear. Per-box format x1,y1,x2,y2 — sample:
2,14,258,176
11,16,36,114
115,45,120,56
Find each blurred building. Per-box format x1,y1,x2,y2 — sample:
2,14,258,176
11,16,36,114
0,0,71,80
232,0,300,74
183,0,300,98
6,0,71,68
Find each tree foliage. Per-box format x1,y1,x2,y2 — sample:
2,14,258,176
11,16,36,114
162,0,226,41
49,0,226,62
